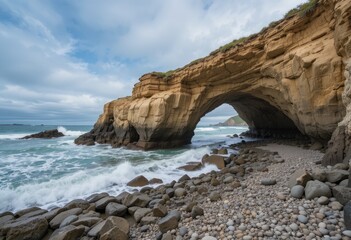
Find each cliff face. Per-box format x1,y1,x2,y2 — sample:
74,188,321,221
212,116,247,127
76,0,351,165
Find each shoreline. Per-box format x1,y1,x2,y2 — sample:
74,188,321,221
0,139,350,239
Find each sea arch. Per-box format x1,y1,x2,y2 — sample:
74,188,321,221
75,0,351,165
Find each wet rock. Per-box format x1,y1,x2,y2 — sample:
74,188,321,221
332,185,351,205
17,209,48,220
158,210,181,233
122,193,151,208
140,216,157,225
288,169,312,188
105,202,127,217
86,192,109,203
21,129,64,139
64,199,90,210
178,174,191,182
178,163,203,171
42,208,66,222
15,207,42,217
95,196,118,212
165,188,175,198
305,180,331,200
260,178,277,186
218,148,228,154
115,192,130,203
87,221,105,237
1,216,48,240
49,225,85,240
149,178,163,184
127,175,149,187
202,155,225,169
49,208,82,229
0,214,14,225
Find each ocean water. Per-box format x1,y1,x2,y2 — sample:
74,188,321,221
0,124,249,212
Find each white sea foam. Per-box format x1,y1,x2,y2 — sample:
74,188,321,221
57,126,86,137
194,127,216,132
0,133,28,139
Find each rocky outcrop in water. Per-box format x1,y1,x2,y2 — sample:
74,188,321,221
76,0,351,165
21,129,64,139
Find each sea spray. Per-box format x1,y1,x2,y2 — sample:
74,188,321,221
0,125,248,212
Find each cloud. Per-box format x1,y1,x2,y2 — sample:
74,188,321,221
0,0,306,124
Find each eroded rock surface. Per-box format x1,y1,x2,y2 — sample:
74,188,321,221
75,0,351,165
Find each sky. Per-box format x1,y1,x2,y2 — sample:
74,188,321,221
0,0,306,126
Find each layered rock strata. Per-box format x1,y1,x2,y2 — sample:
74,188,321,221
76,0,351,165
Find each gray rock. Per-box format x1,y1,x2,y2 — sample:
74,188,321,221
223,176,234,183
42,208,66,222
87,220,105,237
174,188,186,197
334,163,349,170
64,199,90,210
105,202,127,217
71,217,101,227
115,191,130,203
17,209,48,220
326,169,349,183
165,188,175,198
317,196,329,205
59,215,78,228
261,178,277,186
209,191,221,201
297,215,308,224
158,210,181,233
191,206,204,219
290,185,304,199
178,174,191,182
49,225,85,240
49,208,82,229
305,180,331,200
86,192,109,203
99,216,129,240
95,196,118,212
153,204,168,217
179,226,188,236
15,207,41,217
140,216,157,225
161,232,173,240
288,169,312,188
332,185,351,205
202,237,217,240
122,193,151,207
330,201,343,210
0,216,48,240
0,214,14,225
345,201,351,230
140,225,149,232
344,230,351,237
340,179,349,187
128,206,140,216
134,208,152,223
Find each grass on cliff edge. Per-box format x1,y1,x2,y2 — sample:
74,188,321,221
153,0,319,79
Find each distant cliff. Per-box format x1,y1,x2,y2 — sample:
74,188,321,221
211,115,248,127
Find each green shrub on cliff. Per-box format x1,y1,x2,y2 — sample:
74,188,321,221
285,0,318,18
151,70,175,79
210,36,249,55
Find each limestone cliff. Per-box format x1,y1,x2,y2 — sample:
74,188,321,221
211,116,247,127
76,0,351,165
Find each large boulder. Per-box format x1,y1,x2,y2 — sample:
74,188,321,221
127,175,149,187
178,162,203,171
202,155,225,169
288,169,312,188
0,216,48,240
326,169,349,183
49,208,82,229
332,186,351,205
100,216,130,240
134,208,152,223
105,202,128,217
158,210,181,233
122,193,151,207
95,196,119,212
305,180,331,200
49,225,85,240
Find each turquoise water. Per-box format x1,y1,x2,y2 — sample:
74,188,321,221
0,124,248,212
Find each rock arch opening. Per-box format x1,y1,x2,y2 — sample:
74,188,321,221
189,93,303,143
